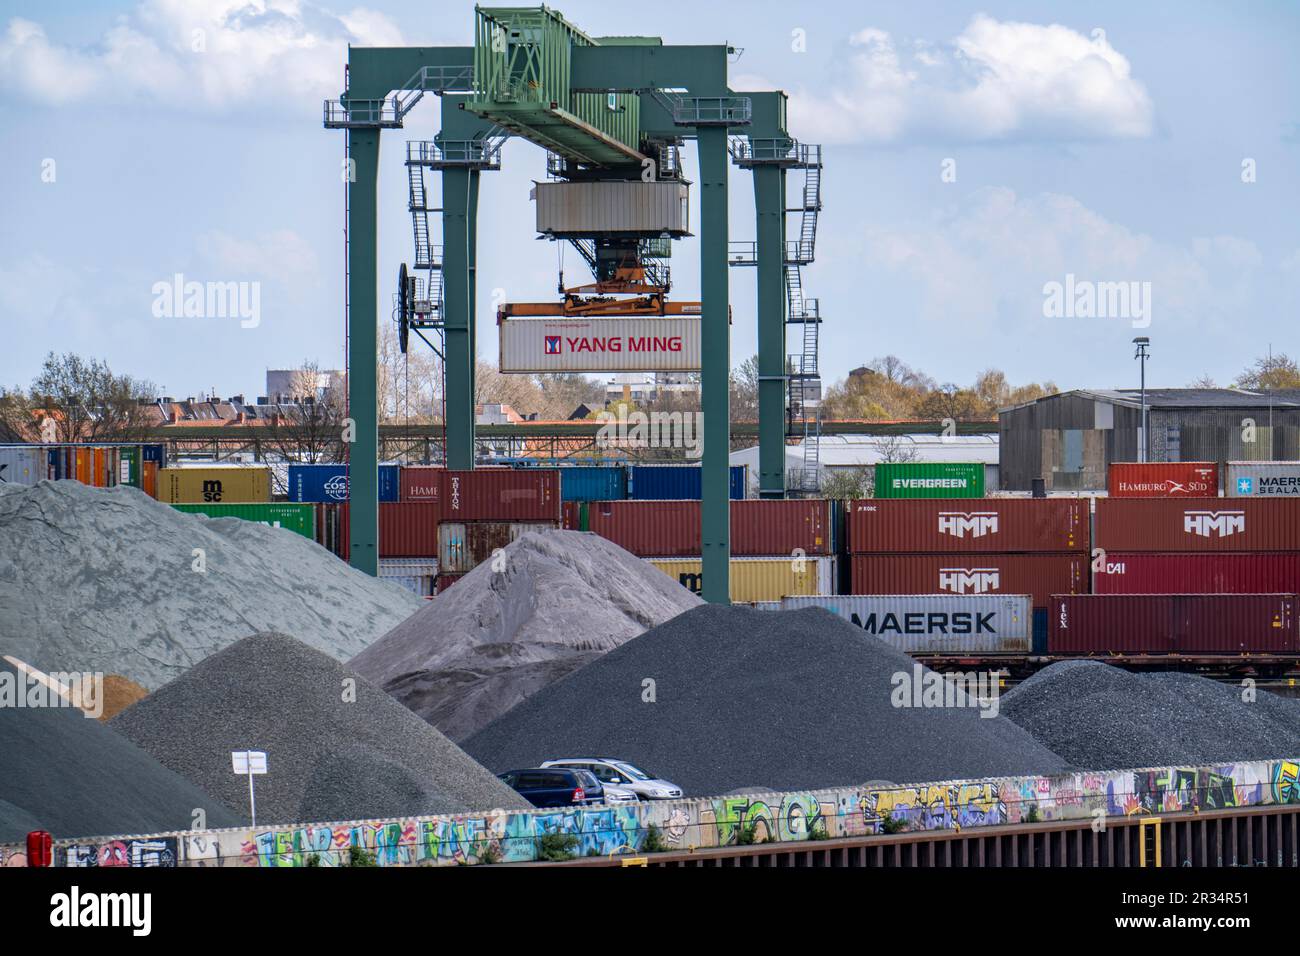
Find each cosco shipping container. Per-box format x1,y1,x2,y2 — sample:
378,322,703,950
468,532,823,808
1092,552,1300,595
1094,497,1300,552
1048,593,1299,655
437,521,558,573
288,463,399,502
873,461,985,499
628,464,746,501
646,556,836,602
172,503,315,539
559,466,627,502
780,594,1033,654
1226,461,1300,497
582,499,834,557
157,466,270,503
848,498,1087,553
850,553,1086,607
1108,461,1218,497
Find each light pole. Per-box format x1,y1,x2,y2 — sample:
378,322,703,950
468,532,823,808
1133,337,1150,462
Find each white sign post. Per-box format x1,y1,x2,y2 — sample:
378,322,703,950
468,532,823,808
231,750,268,827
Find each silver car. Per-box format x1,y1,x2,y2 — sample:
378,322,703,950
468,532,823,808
541,758,683,800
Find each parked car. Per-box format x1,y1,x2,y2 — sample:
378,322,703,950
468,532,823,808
498,767,606,808
540,758,683,800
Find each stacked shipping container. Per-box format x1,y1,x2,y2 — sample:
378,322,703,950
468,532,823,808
1108,462,1219,497
1048,593,1298,655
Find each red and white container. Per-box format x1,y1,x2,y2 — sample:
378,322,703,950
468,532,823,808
1094,497,1300,552
849,553,1087,608
1093,552,1300,594
847,498,1088,554
1108,462,1218,497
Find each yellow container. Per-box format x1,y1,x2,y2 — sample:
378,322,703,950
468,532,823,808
158,466,271,503
646,556,834,602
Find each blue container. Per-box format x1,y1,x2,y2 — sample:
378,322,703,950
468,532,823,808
1032,608,1048,655
287,463,399,502
629,465,746,500
560,466,627,501
141,444,165,464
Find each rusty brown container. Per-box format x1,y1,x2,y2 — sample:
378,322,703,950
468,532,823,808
1094,497,1300,552
1048,593,1299,655
585,499,834,557
849,553,1087,608
848,498,1088,554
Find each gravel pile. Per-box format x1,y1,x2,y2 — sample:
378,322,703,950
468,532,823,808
1002,660,1300,770
352,530,702,741
463,605,1067,796
110,632,529,826
0,481,423,690
0,659,240,842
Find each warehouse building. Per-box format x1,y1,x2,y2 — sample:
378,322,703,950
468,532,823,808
999,388,1300,491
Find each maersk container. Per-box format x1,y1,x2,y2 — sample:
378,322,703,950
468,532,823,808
158,466,270,503
1093,552,1300,594
1094,497,1300,552
172,503,315,539
560,466,627,502
847,498,1088,554
628,465,746,500
779,594,1033,654
1048,593,1299,655
646,556,836,602
873,462,984,499
1227,461,1300,498
850,553,1086,608
0,447,46,486
585,499,833,557
288,463,399,503
1108,461,1218,497
437,521,558,573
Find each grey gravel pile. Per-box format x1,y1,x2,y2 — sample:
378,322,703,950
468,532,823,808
463,605,1068,796
1002,660,1300,770
0,659,241,842
352,530,703,741
0,481,423,690
110,632,529,827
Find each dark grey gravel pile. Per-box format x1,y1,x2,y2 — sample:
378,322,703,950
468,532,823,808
1002,660,1300,770
0,660,240,842
463,605,1068,796
110,633,529,827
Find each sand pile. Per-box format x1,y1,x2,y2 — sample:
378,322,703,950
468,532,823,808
352,530,702,740
111,632,529,826
0,481,422,690
463,605,1067,796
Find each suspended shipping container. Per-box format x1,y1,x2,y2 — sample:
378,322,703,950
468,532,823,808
1048,593,1299,655
0,447,45,486
157,466,270,503
873,462,984,499
628,464,747,501
584,499,834,557
646,556,836,602
1094,497,1300,552
287,463,400,502
559,465,627,502
1092,552,1300,594
1108,461,1218,497
847,498,1088,554
779,594,1033,655
437,521,558,573
850,553,1086,608
172,503,315,539
1226,461,1300,498
499,315,702,373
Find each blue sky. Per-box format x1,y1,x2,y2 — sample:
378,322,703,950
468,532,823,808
1,0,1296,400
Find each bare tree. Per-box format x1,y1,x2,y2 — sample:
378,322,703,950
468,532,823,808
1235,353,1300,390
262,361,348,464
19,352,157,442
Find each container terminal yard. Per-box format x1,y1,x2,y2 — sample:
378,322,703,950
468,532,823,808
1,0,1298,933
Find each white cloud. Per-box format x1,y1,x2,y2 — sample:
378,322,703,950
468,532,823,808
789,15,1154,144
0,1,405,109
195,229,319,280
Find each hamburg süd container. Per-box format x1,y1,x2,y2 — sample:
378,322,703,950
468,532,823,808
288,463,400,502
628,464,746,501
559,465,627,502
437,521,559,573
1092,552,1300,595
847,498,1088,554
585,499,833,557
646,556,836,602
1108,461,1218,497
1226,461,1300,498
1094,497,1300,552
1048,593,1299,655
849,553,1086,608
779,594,1033,654
172,503,316,539
873,462,984,498
157,466,270,503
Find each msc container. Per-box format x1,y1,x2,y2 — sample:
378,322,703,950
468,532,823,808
288,463,399,503
157,466,270,503
779,594,1033,654
1108,462,1218,497
847,498,1088,554
534,181,689,236
873,462,984,498
646,556,836,602
378,558,439,598
1092,552,1300,594
849,553,1086,608
437,521,559,573
0,446,46,486
1226,461,1300,498
1048,593,1299,655
399,466,444,506
442,469,561,521
628,465,746,500
585,499,833,557
1094,497,1300,552
172,503,315,539
559,466,627,502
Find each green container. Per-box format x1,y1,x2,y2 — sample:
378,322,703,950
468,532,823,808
120,446,141,488
172,503,316,539
873,462,985,499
